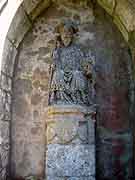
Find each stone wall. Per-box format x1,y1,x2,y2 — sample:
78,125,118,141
0,38,17,179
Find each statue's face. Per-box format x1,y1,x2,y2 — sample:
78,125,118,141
61,27,73,47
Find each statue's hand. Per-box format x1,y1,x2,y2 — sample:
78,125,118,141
82,61,92,79
51,63,56,71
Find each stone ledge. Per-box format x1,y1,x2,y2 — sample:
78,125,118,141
47,105,96,116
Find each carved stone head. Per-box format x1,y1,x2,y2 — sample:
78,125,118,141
55,21,78,47
61,26,74,47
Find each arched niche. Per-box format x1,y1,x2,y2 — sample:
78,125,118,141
0,0,135,179
10,1,134,179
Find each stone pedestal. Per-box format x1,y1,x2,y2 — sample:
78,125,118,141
45,105,95,180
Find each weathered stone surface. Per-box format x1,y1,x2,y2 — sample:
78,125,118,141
69,177,95,180
31,92,42,105
47,105,88,117
87,119,95,144
0,121,9,144
113,16,129,42
97,130,133,179
0,89,11,121
1,150,9,169
0,73,12,92
115,0,135,32
46,125,56,143
47,177,65,180
7,5,32,48
77,121,88,142
11,56,46,178
0,169,6,180
113,0,135,41
28,0,51,20
2,142,10,151
0,142,9,180
0,89,6,121
47,176,95,180
46,105,95,144
46,144,95,177
1,38,17,77
46,104,95,179
97,0,116,15
47,115,95,144
13,79,33,95
11,142,45,178
129,30,135,48
23,0,41,14
47,119,78,144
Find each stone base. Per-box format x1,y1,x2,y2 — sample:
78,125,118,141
45,105,95,180
46,144,95,178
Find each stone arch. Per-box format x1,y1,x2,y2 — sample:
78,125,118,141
0,0,135,179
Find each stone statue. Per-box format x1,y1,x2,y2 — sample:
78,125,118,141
49,21,94,106
46,21,96,180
